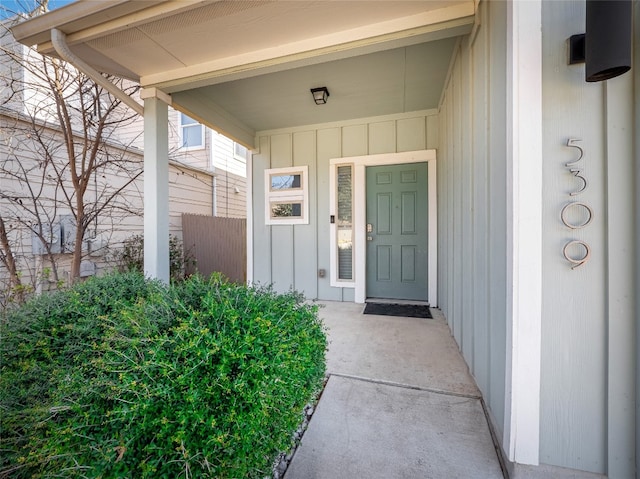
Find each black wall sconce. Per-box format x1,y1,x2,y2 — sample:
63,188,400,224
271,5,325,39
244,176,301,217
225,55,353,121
310,87,330,105
569,0,632,82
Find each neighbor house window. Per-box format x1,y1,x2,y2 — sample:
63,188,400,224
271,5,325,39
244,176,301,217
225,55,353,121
265,166,309,225
179,113,204,150
234,142,248,160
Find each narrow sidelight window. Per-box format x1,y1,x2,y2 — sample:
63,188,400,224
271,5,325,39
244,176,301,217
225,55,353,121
337,165,353,280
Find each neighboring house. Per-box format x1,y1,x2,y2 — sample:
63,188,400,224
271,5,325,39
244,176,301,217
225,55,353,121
0,25,246,294
116,107,248,219
10,2,639,479
0,108,215,293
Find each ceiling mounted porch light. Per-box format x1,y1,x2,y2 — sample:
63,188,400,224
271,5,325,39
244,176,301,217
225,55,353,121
310,87,330,105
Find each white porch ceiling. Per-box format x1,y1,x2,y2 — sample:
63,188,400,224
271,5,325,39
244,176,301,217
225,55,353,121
12,0,476,142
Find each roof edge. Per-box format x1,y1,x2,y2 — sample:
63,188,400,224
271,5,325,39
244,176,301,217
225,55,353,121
10,0,133,45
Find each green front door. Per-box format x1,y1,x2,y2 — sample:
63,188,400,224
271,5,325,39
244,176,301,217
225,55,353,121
366,163,428,301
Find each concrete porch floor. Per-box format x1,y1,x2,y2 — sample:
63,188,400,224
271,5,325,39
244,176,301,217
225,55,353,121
284,301,505,479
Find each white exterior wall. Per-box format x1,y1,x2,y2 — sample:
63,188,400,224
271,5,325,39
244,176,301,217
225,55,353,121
91,107,247,218
0,27,24,111
210,130,247,218
438,0,638,476
251,111,438,299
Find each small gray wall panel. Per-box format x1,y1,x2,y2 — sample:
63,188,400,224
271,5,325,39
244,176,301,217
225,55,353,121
460,43,475,366
317,127,343,301
342,287,355,302
252,136,271,285
293,130,318,298
426,114,439,150
368,121,395,154
471,6,490,397
486,0,507,438
397,117,426,152
271,226,294,292
445,79,455,337
269,133,293,292
437,102,448,315
342,124,368,157
269,133,292,168
452,58,464,349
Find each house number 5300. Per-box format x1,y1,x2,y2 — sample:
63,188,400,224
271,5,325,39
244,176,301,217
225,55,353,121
562,139,592,269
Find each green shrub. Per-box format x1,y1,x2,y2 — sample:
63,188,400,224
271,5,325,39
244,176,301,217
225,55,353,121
0,273,326,478
115,234,196,281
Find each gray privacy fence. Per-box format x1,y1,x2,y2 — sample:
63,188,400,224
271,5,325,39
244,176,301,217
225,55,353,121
182,214,246,283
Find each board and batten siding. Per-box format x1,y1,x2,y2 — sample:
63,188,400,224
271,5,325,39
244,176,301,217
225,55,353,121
251,111,438,299
437,0,508,462
538,1,637,477
439,0,638,477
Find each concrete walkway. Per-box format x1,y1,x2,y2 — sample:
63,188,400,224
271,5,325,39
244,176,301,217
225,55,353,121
284,301,505,479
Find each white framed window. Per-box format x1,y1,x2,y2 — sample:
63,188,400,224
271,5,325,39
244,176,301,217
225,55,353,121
234,142,248,160
264,166,309,225
179,113,204,150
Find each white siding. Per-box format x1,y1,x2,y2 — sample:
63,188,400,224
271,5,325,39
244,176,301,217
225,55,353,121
107,108,247,218
167,162,214,235
210,130,247,218
0,28,25,111
210,131,247,178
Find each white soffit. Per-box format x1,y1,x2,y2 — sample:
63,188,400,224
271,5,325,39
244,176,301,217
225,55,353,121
14,0,475,90
139,1,475,91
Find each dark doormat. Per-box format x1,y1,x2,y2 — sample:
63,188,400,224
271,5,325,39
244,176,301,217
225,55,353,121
363,302,432,319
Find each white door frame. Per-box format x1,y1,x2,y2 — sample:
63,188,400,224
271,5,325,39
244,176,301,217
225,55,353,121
329,149,437,304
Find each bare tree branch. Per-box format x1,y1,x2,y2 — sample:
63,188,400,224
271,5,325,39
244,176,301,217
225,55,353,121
0,9,143,295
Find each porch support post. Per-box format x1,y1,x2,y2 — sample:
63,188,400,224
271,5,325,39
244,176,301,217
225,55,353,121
143,95,170,283
503,0,542,465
